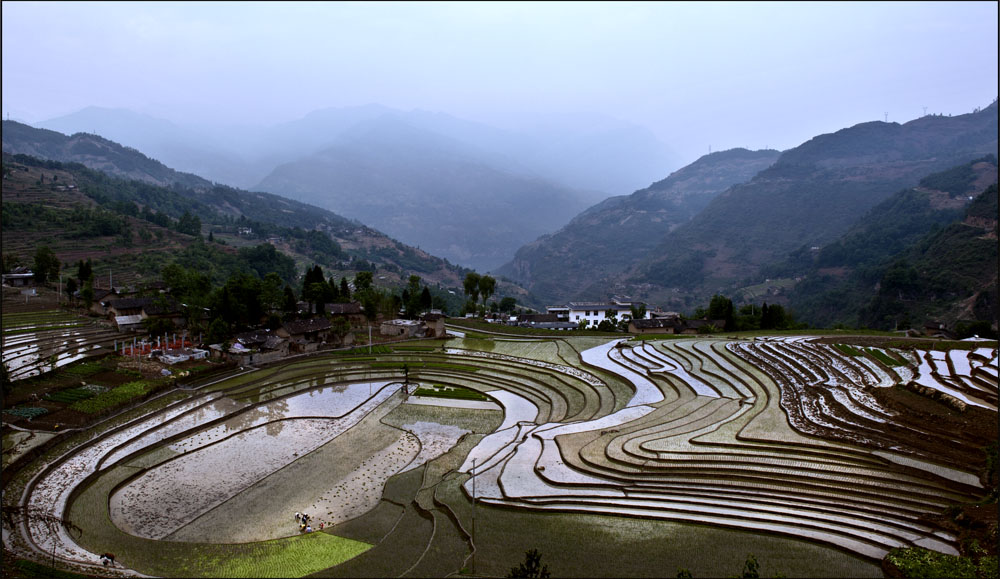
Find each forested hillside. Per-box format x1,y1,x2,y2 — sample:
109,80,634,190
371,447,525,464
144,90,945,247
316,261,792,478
785,156,998,329
0,122,492,294
498,148,781,306
617,102,998,312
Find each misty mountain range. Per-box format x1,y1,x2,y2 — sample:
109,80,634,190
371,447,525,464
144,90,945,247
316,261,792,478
33,105,681,271
6,99,997,331
500,100,997,330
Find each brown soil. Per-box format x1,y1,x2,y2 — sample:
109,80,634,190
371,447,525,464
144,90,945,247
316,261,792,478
869,385,998,474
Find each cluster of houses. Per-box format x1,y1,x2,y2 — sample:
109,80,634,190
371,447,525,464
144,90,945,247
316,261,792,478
506,299,728,334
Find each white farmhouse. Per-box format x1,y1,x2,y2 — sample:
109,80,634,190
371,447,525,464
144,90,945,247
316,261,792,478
546,300,651,326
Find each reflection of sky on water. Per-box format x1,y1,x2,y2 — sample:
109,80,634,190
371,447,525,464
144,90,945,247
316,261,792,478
3,329,107,380
170,381,397,451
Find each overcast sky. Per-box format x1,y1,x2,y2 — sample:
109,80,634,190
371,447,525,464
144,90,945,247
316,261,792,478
3,1,997,165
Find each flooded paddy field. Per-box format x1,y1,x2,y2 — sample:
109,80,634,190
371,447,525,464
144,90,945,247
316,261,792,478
3,335,996,577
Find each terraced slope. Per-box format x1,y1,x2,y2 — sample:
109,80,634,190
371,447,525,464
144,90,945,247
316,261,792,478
5,336,996,577
459,337,997,562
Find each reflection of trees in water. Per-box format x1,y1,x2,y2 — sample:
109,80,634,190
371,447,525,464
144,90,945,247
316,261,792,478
224,398,290,436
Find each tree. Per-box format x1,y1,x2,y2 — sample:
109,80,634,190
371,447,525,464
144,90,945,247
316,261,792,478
508,549,550,578
65,277,78,298
354,271,373,293
463,272,481,305
33,245,59,285
205,317,230,344
282,285,298,315
176,211,202,236
339,276,351,301
630,303,647,321
420,287,433,312
81,280,95,310
302,265,329,314
77,258,93,284
2,252,23,274
478,275,496,310
499,296,517,313
740,553,760,579
260,273,285,313
707,294,734,331
405,275,423,317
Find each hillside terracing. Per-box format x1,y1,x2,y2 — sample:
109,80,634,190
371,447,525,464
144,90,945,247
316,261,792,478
3,335,996,577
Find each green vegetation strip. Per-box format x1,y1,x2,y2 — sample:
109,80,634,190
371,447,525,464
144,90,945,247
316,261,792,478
69,380,154,414
193,532,371,578
884,547,995,579
833,344,864,357
332,345,393,356
44,387,97,403
368,361,478,372
866,348,905,367
2,407,49,419
413,385,490,401
61,361,106,377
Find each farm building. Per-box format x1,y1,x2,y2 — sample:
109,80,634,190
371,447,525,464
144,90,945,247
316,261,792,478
547,299,651,326
381,319,425,338
276,317,336,353
1,267,35,287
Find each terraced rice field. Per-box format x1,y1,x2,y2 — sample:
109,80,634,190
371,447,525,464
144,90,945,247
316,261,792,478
1,310,121,381
4,335,996,577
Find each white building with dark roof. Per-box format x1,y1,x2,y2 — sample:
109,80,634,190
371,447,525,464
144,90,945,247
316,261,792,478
547,300,650,326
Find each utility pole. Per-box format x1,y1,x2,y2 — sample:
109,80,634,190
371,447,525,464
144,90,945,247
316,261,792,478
472,458,477,575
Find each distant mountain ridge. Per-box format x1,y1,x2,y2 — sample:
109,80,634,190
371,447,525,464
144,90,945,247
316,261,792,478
1,120,212,190
34,105,682,271
1,120,479,290
254,114,594,271
785,156,998,329
618,101,999,309
497,147,782,305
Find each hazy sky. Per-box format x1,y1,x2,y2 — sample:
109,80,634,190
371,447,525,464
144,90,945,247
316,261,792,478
3,1,997,165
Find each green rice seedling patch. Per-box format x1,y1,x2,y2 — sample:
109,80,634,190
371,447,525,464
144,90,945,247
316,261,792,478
69,380,154,413
434,478,881,579
393,345,440,351
833,344,864,357
195,533,371,578
333,345,393,356
115,367,144,379
11,559,95,579
318,506,433,578
884,547,979,579
340,356,376,362
382,404,503,434
61,360,106,377
413,384,490,401
370,361,479,372
866,348,905,367
44,387,97,403
2,406,49,420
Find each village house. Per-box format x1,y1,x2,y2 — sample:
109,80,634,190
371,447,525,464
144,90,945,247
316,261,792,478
547,299,651,326
276,317,343,353
326,301,366,326
380,319,425,339
104,296,185,332
420,313,447,338
1,266,35,287
158,347,209,365
629,315,727,335
211,329,290,365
